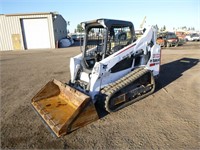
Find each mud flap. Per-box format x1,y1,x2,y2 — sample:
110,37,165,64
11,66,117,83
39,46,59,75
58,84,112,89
31,79,99,137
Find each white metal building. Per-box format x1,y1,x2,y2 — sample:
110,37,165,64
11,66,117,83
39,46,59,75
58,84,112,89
0,12,67,51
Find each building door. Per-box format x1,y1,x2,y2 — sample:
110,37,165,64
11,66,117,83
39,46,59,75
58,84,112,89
21,18,51,49
12,34,22,50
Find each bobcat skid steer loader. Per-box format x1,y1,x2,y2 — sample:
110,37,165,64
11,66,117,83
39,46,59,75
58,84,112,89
32,19,161,137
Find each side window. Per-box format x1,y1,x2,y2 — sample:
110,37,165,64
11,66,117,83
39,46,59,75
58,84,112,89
84,27,106,68
106,26,132,56
86,27,106,51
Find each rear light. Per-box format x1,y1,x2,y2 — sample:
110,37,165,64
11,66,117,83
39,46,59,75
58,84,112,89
150,63,155,67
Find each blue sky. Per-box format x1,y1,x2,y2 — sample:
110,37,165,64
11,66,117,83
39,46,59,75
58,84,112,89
1,0,199,32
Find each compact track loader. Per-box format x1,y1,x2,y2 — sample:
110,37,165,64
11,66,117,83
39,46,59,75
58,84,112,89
32,19,161,137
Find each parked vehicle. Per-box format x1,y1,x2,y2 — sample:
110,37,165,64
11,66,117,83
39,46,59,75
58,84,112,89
185,33,200,41
175,31,186,44
70,33,85,41
157,32,180,47
175,31,186,40
185,34,193,41
192,34,200,41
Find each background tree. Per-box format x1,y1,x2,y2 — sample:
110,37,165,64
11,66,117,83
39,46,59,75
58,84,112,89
77,24,84,33
181,26,187,30
156,24,159,31
163,25,166,31
90,29,95,34
160,25,166,32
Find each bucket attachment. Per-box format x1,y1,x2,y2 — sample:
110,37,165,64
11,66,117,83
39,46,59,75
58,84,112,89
31,79,99,137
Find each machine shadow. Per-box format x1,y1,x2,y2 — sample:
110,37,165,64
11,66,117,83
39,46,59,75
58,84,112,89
155,57,199,92
96,57,199,118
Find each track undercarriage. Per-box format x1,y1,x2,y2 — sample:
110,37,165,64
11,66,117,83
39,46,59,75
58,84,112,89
101,67,155,112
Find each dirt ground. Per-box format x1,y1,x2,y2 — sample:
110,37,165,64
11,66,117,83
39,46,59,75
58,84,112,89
1,42,200,149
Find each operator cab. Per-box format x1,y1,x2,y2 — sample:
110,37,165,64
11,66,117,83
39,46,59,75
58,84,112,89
81,19,136,70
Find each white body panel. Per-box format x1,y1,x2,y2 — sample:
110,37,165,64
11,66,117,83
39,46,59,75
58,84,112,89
80,72,90,83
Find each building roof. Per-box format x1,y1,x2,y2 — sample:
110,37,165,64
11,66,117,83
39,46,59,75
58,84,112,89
2,12,59,17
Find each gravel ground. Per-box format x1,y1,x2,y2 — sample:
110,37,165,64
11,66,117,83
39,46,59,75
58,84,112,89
1,42,200,149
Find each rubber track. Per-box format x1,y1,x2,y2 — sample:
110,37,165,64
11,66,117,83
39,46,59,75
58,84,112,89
101,67,155,112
